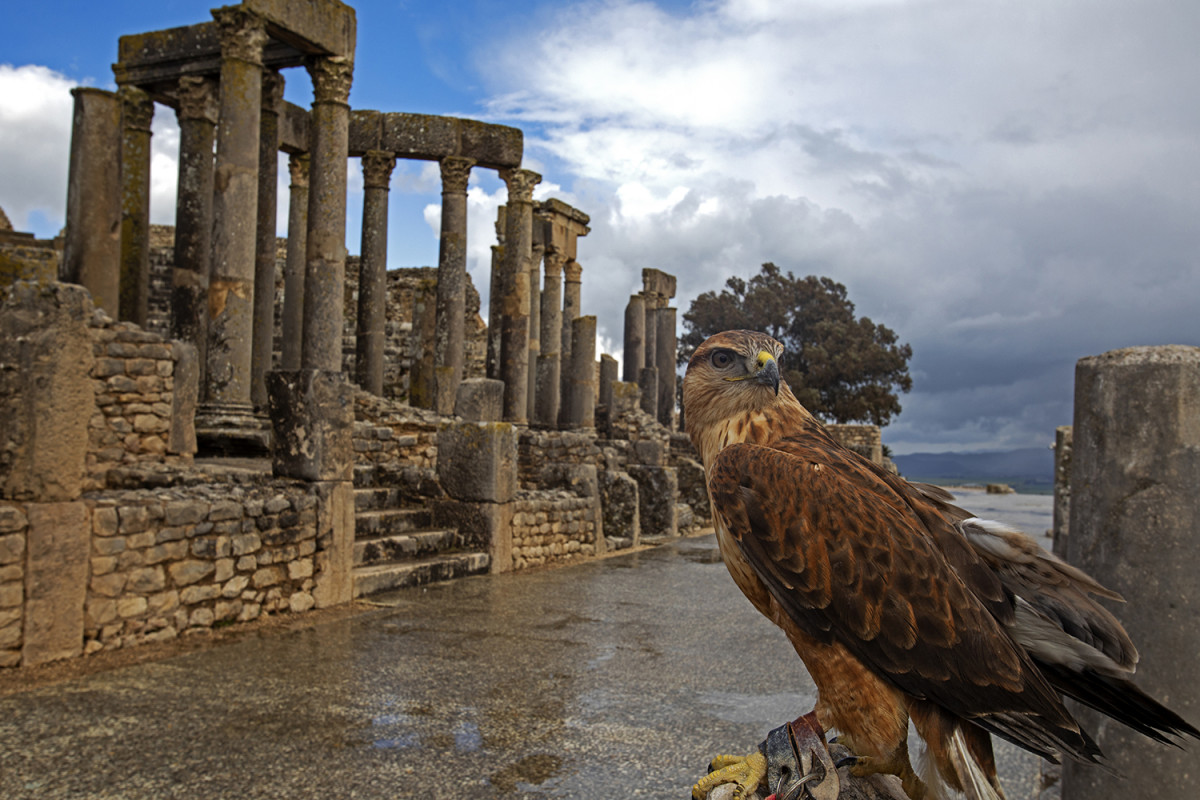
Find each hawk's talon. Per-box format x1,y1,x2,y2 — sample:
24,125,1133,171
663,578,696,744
691,750,768,799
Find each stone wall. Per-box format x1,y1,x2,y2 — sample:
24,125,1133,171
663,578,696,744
0,232,60,289
511,490,598,569
0,503,26,667
826,424,883,465
517,429,600,489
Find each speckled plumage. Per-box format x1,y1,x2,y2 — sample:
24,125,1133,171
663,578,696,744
682,330,1197,800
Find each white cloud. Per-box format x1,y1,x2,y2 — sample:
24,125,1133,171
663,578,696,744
0,65,75,233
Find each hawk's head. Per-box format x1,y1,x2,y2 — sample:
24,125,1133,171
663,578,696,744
682,330,786,439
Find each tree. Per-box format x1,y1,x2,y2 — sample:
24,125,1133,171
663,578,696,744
679,263,913,426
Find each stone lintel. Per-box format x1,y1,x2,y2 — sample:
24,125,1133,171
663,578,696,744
243,0,356,61
642,268,677,300
347,111,523,170
279,100,310,153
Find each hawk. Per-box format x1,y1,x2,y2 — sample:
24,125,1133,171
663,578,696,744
682,330,1197,800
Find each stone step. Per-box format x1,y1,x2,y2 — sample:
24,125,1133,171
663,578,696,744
354,487,406,511
355,508,433,537
352,553,491,597
353,529,460,567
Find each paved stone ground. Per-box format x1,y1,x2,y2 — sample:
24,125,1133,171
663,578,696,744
0,532,1052,799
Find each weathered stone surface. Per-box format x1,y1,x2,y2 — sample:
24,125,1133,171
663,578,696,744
169,340,197,454
626,465,678,539
0,282,96,502
1062,345,1200,800
1052,425,1072,559
312,480,354,608
268,369,354,481
455,378,504,422
22,502,90,666
675,456,711,526
432,499,513,574
436,421,517,504
599,470,639,546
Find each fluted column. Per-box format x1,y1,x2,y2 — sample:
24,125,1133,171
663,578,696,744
199,9,267,415
433,155,474,414
251,70,284,408
301,55,353,372
63,87,121,317
623,293,645,382
558,259,582,426
535,251,566,427
355,150,396,395
170,77,218,388
498,168,540,423
118,85,153,326
280,154,309,370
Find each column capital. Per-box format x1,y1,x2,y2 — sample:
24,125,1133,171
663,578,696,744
543,250,567,279
118,85,154,132
261,70,285,112
175,75,218,123
288,153,310,189
307,56,353,106
212,6,268,66
440,156,475,195
499,168,542,204
361,150,396,190
564,260,583,283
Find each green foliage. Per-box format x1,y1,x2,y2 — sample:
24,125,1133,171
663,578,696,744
679,263,913,426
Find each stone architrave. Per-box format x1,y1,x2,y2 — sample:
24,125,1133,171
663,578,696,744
280,154,309,370
117,85,153,326
62,88,121,317
623,294,645,383
301,55,353,372
204,7,267,411
656,306,677,428
170,76,218,389
433,155,475,414
497,168,541,423
1061,346,1200,800
564,315,597,429
355,150,396,396
251,70,284,408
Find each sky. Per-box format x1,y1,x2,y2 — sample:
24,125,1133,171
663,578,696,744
2,0,1198,454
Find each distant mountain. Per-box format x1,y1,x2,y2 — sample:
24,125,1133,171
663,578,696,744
892,447,1054,494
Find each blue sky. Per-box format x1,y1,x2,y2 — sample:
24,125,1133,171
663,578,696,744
3,0,1199,455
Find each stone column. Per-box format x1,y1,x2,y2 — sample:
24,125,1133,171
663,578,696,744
203,6,267,415
497,168,540,423
62,87,121,317
170,76,218,389
251,70,284,408
355,150,396,395
433,156,474,414
623,294,645,383
1051,425,1072,560
535,252,564,428
558,259,583,426
526,240,545,422
639,366,658,417
656,306,677,428
280,154,309,370
117,85,153,326
599,353,618,413
300,55,353,372
485,206,505,381
640,294,659,412
564,315,597,429
1061,346,1200,800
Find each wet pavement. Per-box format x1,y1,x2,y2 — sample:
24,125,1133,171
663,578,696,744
0,495,1053,800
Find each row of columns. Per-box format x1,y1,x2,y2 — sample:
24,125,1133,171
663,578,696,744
623,269,678,429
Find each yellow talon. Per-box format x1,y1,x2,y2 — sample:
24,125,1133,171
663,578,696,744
691,750,767,799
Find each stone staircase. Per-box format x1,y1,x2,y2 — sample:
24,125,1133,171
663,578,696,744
351,468,490,597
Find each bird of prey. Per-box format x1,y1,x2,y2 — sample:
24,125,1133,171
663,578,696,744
682,329,1198,800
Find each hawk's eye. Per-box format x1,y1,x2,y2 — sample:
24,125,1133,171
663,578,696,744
711,350,734,369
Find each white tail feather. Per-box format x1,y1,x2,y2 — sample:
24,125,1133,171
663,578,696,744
949,728,1005,800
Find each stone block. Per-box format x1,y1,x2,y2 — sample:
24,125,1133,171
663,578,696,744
0,282,96,502
599,470,640,546
455,378,504,422
268,369,353,482
432,498,513,574
633,439,664,466
168,340,198,455
22,501,89,666
675,456,712,526
626,465,678,539
311,481,354,608
436,421,517,503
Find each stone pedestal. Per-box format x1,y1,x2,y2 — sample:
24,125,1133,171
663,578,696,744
456,378,504,422
118,85,153,326
280,154,309,370
267,369,353,482
433,156,474,414
498,169,540,423
251,71,283,408
301,56,353,372
1061,346,1200,800
435,419,518,574
63,87,121,317
170,76,218,389
355,150,396,395
623,294,645,382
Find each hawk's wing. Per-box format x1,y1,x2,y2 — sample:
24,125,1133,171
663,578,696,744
708,441,1098,762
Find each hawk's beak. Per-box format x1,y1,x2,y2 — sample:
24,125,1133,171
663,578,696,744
754,351,780,395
